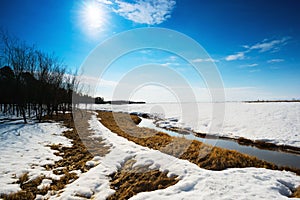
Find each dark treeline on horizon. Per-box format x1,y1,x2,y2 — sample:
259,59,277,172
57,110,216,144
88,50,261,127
0,32,94,123
94,97,145,105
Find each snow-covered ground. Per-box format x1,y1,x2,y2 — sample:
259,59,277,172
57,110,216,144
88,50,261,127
89,102,300,148
53,113,300,200
1,111,299,199
0,119,72,194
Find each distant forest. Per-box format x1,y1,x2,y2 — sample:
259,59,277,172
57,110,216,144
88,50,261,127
0,32,94,123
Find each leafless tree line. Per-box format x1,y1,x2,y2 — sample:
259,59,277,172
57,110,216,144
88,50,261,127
0,32,93,123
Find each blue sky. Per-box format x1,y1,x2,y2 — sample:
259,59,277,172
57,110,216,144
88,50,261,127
1,0,300,101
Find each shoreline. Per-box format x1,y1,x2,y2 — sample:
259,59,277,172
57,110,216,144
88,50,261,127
194,130,300,155
98,110,300,175
129,112,300,156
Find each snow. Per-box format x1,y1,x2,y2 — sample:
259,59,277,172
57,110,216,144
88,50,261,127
1,105,299,199
89,102,300,148
0,119,72,194
54,113,300,200
37,179,52,190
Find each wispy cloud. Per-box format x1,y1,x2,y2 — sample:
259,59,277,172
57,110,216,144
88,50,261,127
100,0,176,25
226,37,290,61
247,37,290,52
192,58,219,63
225,52,245,61
267,59,284,63
239,63,258,68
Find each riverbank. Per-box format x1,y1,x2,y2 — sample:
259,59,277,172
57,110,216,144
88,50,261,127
94,112,299,199
97,111,300,174
91,102,300,149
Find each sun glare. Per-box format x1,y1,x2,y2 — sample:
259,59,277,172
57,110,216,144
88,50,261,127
80,1,107,36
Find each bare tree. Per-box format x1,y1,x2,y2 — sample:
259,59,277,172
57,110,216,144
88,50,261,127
0,31,95,123
1,32,36,123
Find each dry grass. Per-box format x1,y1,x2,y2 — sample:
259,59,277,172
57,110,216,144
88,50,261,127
1,190,35,200
0,173,45,200
18,173,29,186
98,111,300,175
46,111,109,192
107,159,179,200
1,110,109,200
236,137,300,154
291,186,300,198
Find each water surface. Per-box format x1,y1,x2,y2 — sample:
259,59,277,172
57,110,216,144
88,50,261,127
138,118,300,169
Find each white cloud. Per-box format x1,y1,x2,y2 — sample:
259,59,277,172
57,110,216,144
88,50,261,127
192,58,219,63
103,0,176,25
248,37,290,52
239,63,258,68
267,59,284,63
225,52,245,61
225,37,290,62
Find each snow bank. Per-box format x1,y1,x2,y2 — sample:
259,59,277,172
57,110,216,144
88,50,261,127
55,113,300,200
0,120,72,194
90,102,300,148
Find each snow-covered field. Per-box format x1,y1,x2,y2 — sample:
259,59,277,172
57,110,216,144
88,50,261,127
89,102,300,148
53,113,300,199
0,111,299,199
0,118,72,194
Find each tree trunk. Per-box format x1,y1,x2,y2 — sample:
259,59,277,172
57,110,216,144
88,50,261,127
28,103,31,118
20,105,27,124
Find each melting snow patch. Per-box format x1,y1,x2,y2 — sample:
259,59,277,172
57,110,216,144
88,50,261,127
37,179,52,190
0,120,72,194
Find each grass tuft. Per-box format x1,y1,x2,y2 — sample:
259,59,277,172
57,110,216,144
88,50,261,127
107,159,179,200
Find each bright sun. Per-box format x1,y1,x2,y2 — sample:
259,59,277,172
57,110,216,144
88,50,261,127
80,1,107,36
